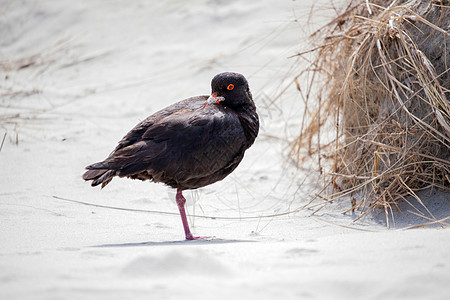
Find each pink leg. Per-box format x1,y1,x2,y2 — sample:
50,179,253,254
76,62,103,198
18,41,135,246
176,189,209,240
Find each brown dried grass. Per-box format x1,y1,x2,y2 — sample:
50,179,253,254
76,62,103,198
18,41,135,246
292,0,450,226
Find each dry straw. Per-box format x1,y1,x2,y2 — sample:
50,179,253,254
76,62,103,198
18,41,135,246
292,0,450,226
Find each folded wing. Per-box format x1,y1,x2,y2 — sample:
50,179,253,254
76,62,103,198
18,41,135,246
82,97,247,189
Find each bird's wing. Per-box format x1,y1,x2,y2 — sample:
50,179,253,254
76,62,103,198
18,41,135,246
112,96,207,152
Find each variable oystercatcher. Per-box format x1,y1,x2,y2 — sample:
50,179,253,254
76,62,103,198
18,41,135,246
82,72,259,240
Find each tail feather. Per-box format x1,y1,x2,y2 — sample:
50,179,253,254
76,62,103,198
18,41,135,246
82,163,116,188
82,140,156,188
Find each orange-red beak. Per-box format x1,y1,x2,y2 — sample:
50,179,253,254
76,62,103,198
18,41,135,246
202,93,225,108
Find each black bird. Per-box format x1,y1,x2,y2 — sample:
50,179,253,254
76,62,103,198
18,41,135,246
82,72,259,240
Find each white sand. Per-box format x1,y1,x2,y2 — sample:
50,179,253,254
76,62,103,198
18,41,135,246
1,0,449,299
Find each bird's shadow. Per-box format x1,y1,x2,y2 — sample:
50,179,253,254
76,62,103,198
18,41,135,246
92,238,255,248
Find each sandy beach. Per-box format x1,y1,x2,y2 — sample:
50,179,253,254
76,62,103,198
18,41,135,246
1,0,449,299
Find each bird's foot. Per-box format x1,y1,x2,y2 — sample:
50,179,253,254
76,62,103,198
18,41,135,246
185,234,215,241
176,189,215,241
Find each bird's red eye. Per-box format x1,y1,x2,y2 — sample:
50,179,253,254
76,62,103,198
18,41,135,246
227,84,234,90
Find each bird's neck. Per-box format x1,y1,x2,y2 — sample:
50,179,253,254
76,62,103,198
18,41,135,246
235,103,259,149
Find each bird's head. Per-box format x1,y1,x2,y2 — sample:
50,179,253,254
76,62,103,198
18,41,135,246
207,72,253,110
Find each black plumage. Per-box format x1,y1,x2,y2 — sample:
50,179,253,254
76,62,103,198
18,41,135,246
82,72,259,240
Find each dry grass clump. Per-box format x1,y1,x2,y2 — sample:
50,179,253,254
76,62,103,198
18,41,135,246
292,0,450,226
